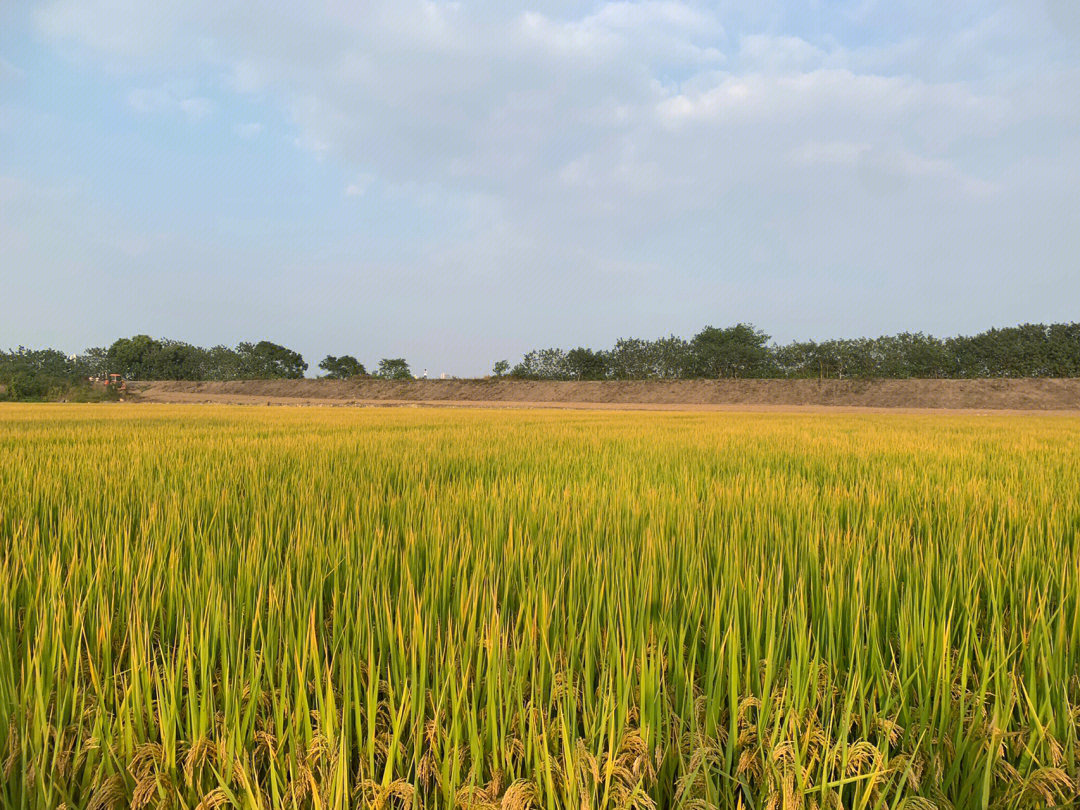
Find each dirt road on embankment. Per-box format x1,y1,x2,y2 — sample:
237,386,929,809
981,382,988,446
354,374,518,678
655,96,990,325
127,378,1080,414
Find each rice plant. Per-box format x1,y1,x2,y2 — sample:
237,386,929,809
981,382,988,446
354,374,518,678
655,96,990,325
1,404,1078,809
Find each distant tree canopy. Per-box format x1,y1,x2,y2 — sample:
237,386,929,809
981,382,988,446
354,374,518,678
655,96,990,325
375,358,412,380
103,336,307,380
4,322,1079,402
689,324,773,378
0,347,112,401
319,355,367,380
509,323,1080,381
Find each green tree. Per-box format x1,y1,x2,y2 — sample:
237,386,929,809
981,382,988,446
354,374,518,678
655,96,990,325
492,360,510,377
106,335,162,379
651,335,693,379
206,345,244,380
608,338,651,380
565,347,610,380
1046,323,1080,376
510,348,569,380
7,371,53,400
319,355,366,379
237,341,307,379
375,358,412,380
0,347,99,400
74,347,109,379
689,324,773,378
156,340,210,380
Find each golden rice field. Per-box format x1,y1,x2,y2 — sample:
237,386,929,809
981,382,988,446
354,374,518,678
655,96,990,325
2,404,1079,810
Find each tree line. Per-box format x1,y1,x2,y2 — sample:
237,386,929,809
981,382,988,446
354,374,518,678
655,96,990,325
0,335,417,400
3,323,1079,401
0,347,111,401
501,322,1080,380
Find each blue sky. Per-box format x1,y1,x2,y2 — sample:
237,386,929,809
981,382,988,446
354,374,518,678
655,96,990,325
2,1,1078,376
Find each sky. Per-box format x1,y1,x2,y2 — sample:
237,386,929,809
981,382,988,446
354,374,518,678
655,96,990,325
2,1,1078,376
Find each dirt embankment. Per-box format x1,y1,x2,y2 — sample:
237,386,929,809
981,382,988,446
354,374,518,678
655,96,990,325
127,378,1080,412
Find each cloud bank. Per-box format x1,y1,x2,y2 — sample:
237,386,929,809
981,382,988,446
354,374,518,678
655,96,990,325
4,0,1079,373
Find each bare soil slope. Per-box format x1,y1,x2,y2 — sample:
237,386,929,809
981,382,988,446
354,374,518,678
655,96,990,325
128,378,1080,411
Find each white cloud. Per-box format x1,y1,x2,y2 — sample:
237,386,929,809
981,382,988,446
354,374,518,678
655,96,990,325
787,140,997,198
178,96,212,119
17,0,1080,364
33,1,223,66
1045,0,1080,40
0,175,30,205
344,174,374,197
788,141,871,167
233,121,263,138
737,34,825,72
128,86,211,119
28,2,1073,207
0,56,26,81
656,70,1007,135
516,3,723,68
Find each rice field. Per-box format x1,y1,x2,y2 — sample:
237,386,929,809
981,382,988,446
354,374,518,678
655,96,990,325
2,404,1079,810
